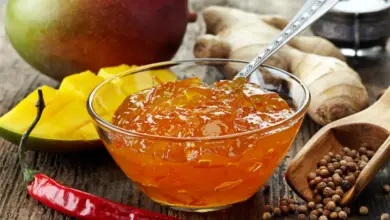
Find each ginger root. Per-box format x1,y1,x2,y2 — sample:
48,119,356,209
194,6,368,125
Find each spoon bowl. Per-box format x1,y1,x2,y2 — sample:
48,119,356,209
286,87,390,205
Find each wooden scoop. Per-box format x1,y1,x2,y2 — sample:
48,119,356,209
286,87,390,205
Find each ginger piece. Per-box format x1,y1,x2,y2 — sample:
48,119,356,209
194,6,368,125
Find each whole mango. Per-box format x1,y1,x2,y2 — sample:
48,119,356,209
5,0,194,80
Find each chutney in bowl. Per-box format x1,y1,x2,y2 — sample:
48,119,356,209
87,59,310,212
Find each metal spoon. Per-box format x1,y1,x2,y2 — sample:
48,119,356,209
234,0,340,79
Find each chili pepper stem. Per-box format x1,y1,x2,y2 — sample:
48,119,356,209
18,89,45,183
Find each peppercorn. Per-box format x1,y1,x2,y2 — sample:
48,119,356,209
262,212,271,219
281,205,289,215
338,211,347,220
264,205,272,212
341,180,352,191
288,203,295,212
359,206,368,215
325,201,336,211
381,213,390,220
331,194,341,203
308,201,315,210
307,172,317,181
319,169,330,177
342,207,351,215
327,182,335,190
273,207,281,216
309,214,318,220
317,182,327,191
323,187,334,197
298,205,308,214
383,184,390,193
329,212,338,219
298,214,307,220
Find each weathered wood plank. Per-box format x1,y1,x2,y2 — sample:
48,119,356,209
0,1,389,220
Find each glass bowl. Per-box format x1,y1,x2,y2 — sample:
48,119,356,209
87,59,310,212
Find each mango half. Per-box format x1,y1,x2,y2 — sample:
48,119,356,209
0,65,177,151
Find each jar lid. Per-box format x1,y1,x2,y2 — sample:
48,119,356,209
331,0,390,13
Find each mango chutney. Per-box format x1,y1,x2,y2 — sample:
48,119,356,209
109,77,302,210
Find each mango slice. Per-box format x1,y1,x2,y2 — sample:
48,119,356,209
0,64,178,151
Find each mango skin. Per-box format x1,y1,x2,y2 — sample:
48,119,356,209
0,127,102,152
5,0,189,81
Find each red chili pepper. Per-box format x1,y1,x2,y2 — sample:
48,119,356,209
19,90,182,220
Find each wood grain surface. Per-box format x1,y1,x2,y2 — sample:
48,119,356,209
0,1,389,219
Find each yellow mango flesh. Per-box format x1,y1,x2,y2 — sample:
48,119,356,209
0,64,178,151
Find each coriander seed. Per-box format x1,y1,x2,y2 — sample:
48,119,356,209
262,212,271,220
329,212,338,219
281,205,289,215
331,194,341,203
280,200,288,206
325,201,336,211
273,207,281,216
310,210,319,216
298,205,308,213
288,203,295,212
338,211,347,219
317,182,327,191
342,207,351,215
323,187,334,197
319,169,330,177
298,214,307,220
383,184,390,193
308,201,315,210
322,210,331,216
319,159,328,167
381,213,390,220
359,206,368,215
327,182,335,190
335,188,344,197
307,172,317,181
288,198,295,204
309,214,318,220
366,150,375,158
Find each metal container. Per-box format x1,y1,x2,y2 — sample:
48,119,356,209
310,0,390,57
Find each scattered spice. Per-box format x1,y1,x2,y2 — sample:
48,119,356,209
384,184,390,193
298,214,307,220
262,212,271,219
308,201,315,210
273,207,281,216
288,203,295,212
338,211,347,220
298,205,308,213
318,216,328,220
381,213,390,220
309,214,318,220
329,212,338,219
359,206,368,215
281,205,289,215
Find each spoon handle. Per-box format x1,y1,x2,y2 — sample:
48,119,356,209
234,0,340,79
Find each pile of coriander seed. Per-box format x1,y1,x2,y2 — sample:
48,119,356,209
261,144,389,220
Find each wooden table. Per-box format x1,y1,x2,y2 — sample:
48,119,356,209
0,1,389,219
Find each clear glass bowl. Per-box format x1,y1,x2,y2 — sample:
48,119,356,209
87,59,310,212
